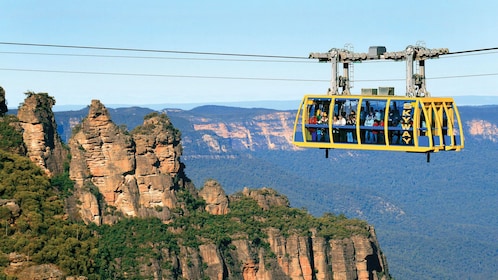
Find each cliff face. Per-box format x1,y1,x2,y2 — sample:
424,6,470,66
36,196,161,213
191,111,296,152
68,100,194,225
0,86,7,116
17,92,67,176
166,107,299,158
467,119,498,142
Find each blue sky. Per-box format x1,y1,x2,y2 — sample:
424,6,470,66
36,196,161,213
1,0,497,108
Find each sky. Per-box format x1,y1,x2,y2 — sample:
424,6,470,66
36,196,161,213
1,0,498,109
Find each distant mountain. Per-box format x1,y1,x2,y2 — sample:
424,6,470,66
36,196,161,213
24,95,497,113
453,95,498,106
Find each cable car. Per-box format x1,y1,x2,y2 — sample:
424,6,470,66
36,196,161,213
292,45,464,161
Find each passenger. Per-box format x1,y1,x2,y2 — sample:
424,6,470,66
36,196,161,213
338,114,346,142
309,102,316,119
318,112,328,124
332,115,340,142
372,119,379,144
308,106,317,141
338,114,346,126
364,114,375,143
393,120,402,144
373,110,382,144
346,111,356,143
375,110,381,122
332,115,339,125
359,107,366,125
317,112,328,142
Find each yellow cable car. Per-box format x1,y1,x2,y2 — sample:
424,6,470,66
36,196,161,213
292,45,465,161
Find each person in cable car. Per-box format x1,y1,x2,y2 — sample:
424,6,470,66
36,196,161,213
364,114,375,143
338,113,347,142
346,111,356,143
332,115,340,142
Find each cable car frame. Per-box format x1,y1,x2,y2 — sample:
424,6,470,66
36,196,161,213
292,45,465,161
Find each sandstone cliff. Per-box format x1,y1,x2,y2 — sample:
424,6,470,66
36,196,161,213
17,92,67,176
165,106,299,158
467,119,498,142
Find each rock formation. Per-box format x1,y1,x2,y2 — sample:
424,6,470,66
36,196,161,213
0,86,7,116
17,92,67,176
199,179,229,215
241,186,289,210
467,119,498,142
68,100,195,225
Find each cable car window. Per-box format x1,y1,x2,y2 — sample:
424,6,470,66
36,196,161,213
306,98,331,142
389,100,415,146
360,99,386,144
332,98,359,143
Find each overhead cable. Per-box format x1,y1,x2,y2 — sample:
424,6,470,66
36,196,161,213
1,67,496,82
0,41,309,60
1,41,497,59
0,51,312,63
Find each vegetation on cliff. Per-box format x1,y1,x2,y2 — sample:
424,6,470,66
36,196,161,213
173,193,369,247
0,115,24,154
0,150,98,278
0,143,373,279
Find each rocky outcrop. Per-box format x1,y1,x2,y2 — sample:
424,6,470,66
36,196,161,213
0,199,20,225
199,179,229,215
68,101,194,225
15,264,65,280
467,119,498,142
17,92,67,176
241,186,289,210
2,253,68,280
0,86,7,116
